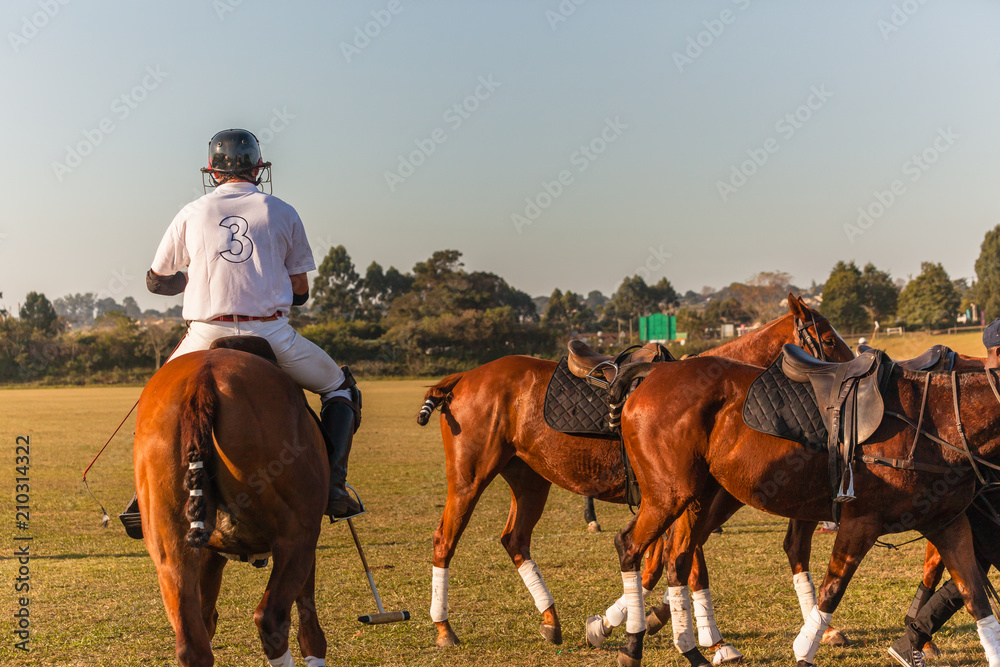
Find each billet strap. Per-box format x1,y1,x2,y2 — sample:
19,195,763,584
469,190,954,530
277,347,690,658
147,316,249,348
952,371,987,484
860,454,955,474
906,373,932,459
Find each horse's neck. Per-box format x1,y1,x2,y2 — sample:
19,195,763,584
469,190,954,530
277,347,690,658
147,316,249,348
707,316,791,366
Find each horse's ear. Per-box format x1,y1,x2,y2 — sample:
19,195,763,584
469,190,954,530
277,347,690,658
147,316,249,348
786,293,807,319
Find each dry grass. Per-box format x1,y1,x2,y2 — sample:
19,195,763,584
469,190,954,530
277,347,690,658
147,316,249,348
0,380,993,666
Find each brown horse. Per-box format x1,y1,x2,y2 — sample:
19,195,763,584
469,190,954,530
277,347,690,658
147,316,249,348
626,345,990,664
610,351,1000,667
134,348,328,666
417,295,853,649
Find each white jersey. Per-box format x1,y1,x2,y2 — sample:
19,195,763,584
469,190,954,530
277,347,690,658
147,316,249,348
152,181,316,321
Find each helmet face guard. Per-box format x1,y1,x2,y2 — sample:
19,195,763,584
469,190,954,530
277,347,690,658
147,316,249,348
200,128,272,193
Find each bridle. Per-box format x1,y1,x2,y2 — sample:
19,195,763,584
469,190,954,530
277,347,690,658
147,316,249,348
794,311,827,361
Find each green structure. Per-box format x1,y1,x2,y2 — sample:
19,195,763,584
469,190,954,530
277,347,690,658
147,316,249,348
639,313,676,342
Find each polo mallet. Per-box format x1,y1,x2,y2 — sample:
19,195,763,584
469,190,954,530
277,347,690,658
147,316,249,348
336,485,409,625
347,519,410,625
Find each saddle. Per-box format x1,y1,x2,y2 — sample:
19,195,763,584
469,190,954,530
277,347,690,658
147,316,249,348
209,335,278,364
857,343,957,372
781,344,885,504
567,339,674,388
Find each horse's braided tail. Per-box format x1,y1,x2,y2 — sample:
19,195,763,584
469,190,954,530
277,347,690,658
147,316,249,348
181,362,217,548
610,362,657,406
417,372,465,425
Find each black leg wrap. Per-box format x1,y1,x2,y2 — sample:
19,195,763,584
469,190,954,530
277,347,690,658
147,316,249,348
904,583,934,629
682,646,711,666
909,579,963,647
618,630,645,665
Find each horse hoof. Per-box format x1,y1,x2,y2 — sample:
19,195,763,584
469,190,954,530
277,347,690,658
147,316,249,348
922,640,940,657
540,622,562,645
617,651,642,667
645,606,670,636
586,615,611,647
434,622,460,648
820,626,849,647
587,521,602,533
711,642,743,665
681,647,711,666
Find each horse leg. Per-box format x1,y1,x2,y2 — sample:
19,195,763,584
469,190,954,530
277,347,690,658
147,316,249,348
920,516,1000,667
141,488,214,667
584,496,601,532
899,542,945,657
431,445,504,648
615,489,699,667
199,551,227,643
295,558,327,666
783,519,849,647
793,518,877,667
254,542,317,666
587,537,662,648
498,459,561,644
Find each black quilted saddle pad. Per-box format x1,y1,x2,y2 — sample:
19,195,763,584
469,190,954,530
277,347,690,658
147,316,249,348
543,357,615,437
742,355,827,448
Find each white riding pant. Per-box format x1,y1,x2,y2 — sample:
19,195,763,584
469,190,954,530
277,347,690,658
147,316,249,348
169,317,348,401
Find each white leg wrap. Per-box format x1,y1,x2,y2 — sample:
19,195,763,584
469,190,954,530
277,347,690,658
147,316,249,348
978,615,1000,667
267,649,294,667
605,588,652,628
667,585,697,653
304,657,326,667
430,566,448,623
793,571,817,623
622,570,646,634
691,588,723,647
605,595,628,627
517,559,555,613
792,605,832,663
712,643,744,665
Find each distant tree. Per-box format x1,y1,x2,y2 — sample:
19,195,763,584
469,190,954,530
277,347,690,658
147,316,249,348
730,271,792,323
562,291,596,332
94,297,124,319
605,276,653,333
122,296,143,320
896,262,961,330
860,262,898,326
974,225,1000,320
356,262,415,322
584,290,608,310
53,292,95,326
648,277,679,312
543,288,567,324
20,292,60,334
821,261,868,332
142,322,184,368
702,297,751,326
312,245,361,321
164,304,184,318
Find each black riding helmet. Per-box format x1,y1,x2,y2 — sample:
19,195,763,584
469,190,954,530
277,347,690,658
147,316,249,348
200,129,272,188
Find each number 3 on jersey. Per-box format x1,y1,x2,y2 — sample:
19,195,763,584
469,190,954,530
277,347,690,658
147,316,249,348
219,216,254,263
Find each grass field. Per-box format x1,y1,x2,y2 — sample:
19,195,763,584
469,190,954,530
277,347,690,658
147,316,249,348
0,377,995,666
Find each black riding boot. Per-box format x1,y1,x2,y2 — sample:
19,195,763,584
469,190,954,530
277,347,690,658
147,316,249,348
320,397,362,518
889,579,963,667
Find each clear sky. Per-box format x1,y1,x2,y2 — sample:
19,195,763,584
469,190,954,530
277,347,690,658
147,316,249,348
2,0,999,314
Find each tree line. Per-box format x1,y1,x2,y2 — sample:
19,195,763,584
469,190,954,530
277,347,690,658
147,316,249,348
3,224,1000,384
